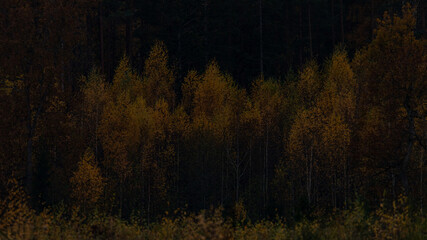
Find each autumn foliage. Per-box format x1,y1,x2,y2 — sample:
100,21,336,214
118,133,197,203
0,3,426,239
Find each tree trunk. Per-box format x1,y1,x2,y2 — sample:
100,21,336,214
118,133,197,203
420,149,424,213
392,171,396,200
221,151,224,205
25,82,33,196
284,0,290,65
371,0,375,40
249,140,252,187
236,126,241,203
299,4,303,66
331,0,335,46
263,125,269,215
177,31,182,76
333,171,337,208
119,180,123,218
306,147,313,206
236,161,239,202
203,0,208,64
110,21,116,81
227,1,233,72
339,0,344,42
402,99,415,195
26,127,34,195
422,2,426,33
266,127,269,206
203,149,207,209
177,142,180,203
125,0,133,58
308,1,313,58
345,154,348,208
99,1,104,74
95,104,99,160
259,0,264,77
25,84,44,196
147,180,151,224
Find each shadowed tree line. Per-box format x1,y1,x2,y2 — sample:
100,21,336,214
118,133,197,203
0,0,426,225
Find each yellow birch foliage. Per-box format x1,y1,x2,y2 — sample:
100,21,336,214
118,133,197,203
288,48,356,204
143,41,175,108
70,148,104,207
354,4,426,127
181,70,202,113
82,69,109,114
111,56,143,101
81,68,110,149
192,61,238,142
172,105,191,140
297,60,322,108
288,107,322,180
99,56,143,184
0,180,57,239
288,60,323,177
99,92,132,182
371,196,411,240
0,179,34,233
240,100,263,139
353,5,426,196
250,78,287,146
317,49,355,167
127,97,152,152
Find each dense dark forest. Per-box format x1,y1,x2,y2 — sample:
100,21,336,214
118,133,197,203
0,0,426,239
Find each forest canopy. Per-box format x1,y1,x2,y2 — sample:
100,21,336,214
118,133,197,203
0,1,426,239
